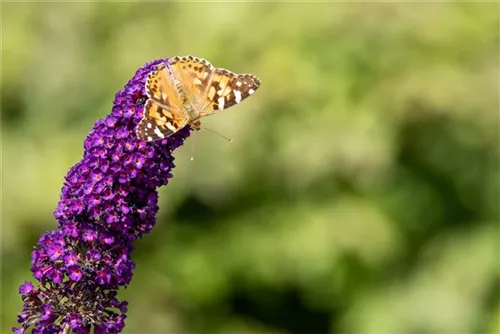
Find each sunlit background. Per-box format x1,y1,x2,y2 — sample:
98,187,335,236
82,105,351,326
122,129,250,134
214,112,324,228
2,2,499,334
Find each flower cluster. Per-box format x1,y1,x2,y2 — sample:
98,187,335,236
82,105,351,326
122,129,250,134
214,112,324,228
14,59,191,334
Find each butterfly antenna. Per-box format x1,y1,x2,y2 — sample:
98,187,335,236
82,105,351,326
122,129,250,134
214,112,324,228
200,126,234,143
190,135,196,161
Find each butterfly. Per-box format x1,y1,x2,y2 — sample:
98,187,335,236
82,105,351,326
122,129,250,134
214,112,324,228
136,55,261,142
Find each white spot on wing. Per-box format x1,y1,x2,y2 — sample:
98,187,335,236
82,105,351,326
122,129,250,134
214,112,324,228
236,81,242,87
147,136,153,141
218,97,225,110
154,127,165,138
165,122,176,132
147,123,152,129
234,90,242,104
248,89,255,95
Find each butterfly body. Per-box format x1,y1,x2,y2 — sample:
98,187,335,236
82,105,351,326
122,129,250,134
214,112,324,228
136,56,260,142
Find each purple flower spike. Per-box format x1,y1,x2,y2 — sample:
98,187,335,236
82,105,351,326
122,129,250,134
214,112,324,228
15,58,191,333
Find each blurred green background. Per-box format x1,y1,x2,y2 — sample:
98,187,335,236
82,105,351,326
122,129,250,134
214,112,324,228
1,2,499,334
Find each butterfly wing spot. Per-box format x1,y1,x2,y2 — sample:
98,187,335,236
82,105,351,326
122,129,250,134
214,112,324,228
165,122,177,132
154,127,165,139
136,117,158,142
218,97,225,110
234,90,242,104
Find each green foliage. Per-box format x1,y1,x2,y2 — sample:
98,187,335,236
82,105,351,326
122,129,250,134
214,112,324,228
2,2,498,333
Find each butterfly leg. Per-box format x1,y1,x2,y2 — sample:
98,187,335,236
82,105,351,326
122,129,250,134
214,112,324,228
190,120,201,131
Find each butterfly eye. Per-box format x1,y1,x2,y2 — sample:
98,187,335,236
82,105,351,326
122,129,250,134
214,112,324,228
132,91,146,105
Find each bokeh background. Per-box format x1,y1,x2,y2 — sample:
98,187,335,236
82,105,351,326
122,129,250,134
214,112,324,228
1,2,499,334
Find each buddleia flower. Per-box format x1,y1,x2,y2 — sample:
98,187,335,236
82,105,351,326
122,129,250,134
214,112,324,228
14,59,191,334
